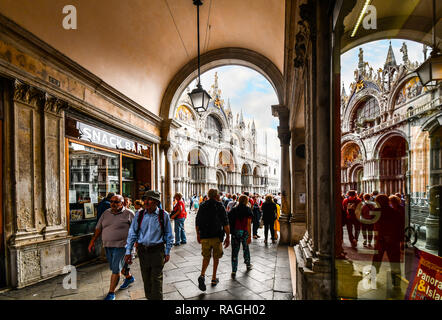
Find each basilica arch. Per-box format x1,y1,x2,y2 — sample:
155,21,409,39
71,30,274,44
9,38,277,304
341,141,364,193
241,163,253,192
374,132,408,195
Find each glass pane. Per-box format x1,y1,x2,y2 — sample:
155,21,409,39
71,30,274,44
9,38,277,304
339,37,441,300
68,141,120,236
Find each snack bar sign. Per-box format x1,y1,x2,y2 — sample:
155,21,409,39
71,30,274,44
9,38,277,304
77,122,150,158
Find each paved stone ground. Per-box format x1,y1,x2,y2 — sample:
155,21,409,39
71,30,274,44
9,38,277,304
0,210,293,300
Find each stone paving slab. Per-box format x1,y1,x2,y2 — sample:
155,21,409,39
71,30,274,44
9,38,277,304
0,209,294,300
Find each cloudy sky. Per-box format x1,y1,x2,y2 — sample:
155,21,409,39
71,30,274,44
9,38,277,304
341,39,427,93
188,65,280,162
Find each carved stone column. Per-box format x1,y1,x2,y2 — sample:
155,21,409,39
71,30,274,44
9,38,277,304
272,104,291,245
43,94,68,238
5,80,70,288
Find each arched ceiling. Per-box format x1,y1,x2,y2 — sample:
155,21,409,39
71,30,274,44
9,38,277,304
0,0,285,116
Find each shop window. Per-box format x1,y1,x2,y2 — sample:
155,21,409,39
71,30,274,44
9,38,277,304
68,141,120,236
122,156,151,204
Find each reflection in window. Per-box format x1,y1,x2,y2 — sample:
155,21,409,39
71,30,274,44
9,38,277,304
68,142,120,236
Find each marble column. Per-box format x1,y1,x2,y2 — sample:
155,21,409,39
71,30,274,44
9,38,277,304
272,104,291,245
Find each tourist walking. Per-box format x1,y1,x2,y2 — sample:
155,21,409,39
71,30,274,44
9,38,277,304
195,189,230,291
342,190,362,249
273,198,281,240
358,193,377,248
124,190,174,300
251,198,262,239
226,194,238,212
171,192,187,246
371,194,404,288
95,192,116,261
261,194,278,244
228,195,253,278
88,195,135,300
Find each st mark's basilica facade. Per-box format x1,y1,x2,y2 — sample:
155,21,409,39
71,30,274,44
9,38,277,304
167,73,280,199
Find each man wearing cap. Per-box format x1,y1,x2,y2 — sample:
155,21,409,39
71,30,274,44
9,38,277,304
124,190,174,300
89,194,135,300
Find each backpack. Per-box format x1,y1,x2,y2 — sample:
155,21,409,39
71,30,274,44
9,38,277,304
228,206,238,232
200,201,225,241
137,208,166,242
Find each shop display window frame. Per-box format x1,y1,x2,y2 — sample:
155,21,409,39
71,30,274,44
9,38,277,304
65,137,151,236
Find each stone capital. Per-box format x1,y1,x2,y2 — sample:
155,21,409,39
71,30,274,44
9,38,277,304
277,126,291,145
13,80,45,108
271,104,289,118
44,93,67,115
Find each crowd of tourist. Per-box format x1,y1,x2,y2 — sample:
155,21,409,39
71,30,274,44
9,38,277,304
340,189,406,288
90,189,282,300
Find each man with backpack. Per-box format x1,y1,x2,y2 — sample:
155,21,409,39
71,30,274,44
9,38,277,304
124,190,174,300
195,189,230,291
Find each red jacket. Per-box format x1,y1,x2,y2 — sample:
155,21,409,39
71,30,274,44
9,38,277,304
172,200,187,219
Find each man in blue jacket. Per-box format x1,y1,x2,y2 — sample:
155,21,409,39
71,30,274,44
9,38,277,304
124,190,174,300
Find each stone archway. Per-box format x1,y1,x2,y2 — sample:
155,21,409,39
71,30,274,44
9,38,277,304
241,163,252,192
160,47,284,121
378,135,408,195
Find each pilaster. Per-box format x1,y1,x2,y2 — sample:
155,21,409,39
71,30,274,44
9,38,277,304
272,104,292,245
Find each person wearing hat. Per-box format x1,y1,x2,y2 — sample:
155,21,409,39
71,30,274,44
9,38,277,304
124,190,174,300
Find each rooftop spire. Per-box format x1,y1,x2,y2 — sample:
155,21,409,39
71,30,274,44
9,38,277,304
341,83,347,97
239,109,245,128
384,41,397,69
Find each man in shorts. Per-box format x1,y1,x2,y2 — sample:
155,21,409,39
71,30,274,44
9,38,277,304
89,194,135,300
195,189,230,291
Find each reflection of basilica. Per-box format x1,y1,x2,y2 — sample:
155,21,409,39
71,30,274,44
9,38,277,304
340,42,442,247
169,73,280,198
